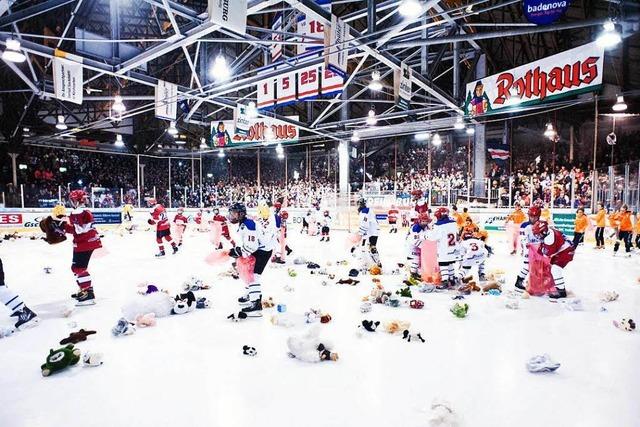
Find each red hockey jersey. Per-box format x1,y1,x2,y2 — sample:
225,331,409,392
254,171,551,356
174,213,188,227
539,229,574,268
64,208,102,252
150,204,170,231
212,214,231,238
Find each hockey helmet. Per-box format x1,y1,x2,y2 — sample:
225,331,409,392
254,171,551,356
434,207,450,220
532,220,549,237
418,212,431,226
69,190,87,205
228,203,247,224
357,198,367,212
411,189,423,198
528,206,541,218
281,210,289,220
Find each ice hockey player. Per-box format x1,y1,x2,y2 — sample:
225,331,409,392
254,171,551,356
320,210,332,242
514,206,542,292
211,207,235,250
388,205,399,233
147,198,178,257
272,210,293,263
410,189,428,224
459,231,488,281
401,211,410,228
122,202,134,222
301,209,311,234
228,203,273,317
173,207,188,247
1,258,39,330
532,220,575,299
355,198,382,268
405,212,432,280
65,190,103,305
430,207,461,289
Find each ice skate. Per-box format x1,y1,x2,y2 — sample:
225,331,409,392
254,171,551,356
11,306,40,330
73,287,96,306
272,256,285,264
514,276,526,292
548,288,567,301
320,236,325,242
155,250,166,258
237,294,252,306
172,246,179,254
240,298,263,317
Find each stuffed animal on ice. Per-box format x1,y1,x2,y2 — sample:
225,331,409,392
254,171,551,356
122,291,175,319
613,318,636,332
172,291,197,315
182,276,210,292
41,344,81,376
428,399,460,427
287,326,338,363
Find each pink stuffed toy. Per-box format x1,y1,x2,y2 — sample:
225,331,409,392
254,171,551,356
135,313,156,327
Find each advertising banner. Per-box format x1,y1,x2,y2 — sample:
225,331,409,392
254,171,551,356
394,61,412,110
155,79,178,120
324,14,348,78
208,0,247,34
464,42,604,116
211,116,299,147
523,0,571,25
53,51,83,105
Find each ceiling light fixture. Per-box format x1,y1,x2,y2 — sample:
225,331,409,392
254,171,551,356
2,39,26,63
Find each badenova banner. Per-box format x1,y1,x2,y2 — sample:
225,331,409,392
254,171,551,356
208,0,247,35
523,0,571,25
465,41,604,116
394,61,412,110
324,14,348,78
211,116,299,147
53,50,83,105
155,80,178,120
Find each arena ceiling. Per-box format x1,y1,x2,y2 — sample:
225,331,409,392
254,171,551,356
0,0,638,154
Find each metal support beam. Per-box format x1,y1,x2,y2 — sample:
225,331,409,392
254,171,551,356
0,0,76,28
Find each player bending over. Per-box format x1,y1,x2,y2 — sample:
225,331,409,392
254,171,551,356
355,198,382,268
431,207,461,290
405,212,431,280
514,206,542,292
459,231,488,281
532,221,575,300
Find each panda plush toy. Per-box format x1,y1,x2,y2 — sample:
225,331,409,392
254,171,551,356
171,291,197,315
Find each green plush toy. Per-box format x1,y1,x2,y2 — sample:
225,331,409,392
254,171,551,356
450,303,469,318
41,344,81,377
287,268,297,277
397,287,413,298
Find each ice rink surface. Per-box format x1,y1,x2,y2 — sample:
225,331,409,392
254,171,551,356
1,225,639,427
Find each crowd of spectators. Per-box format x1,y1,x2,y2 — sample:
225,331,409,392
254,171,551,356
0,142,629,210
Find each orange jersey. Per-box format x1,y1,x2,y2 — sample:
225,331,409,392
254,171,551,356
507,210,526,224
574,215,588,233
608,213,619,228
618,212,632,232
594,210,606,227
454,212,464,228
635,217,640,234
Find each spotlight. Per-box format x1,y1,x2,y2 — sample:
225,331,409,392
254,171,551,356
56,115,67,130
366,108,377,126
465,127,475,135
2,39,26,63
247,101,258,118
612,95,627,112
168,121,178,136
543,123,556,140
112,95,126,113
200,137,207,149
399,0,422,18
351,131,360,143
276,143,284,154
218,148,225,158
368,71,382,91
211,54,230,81
596,20,621,48
454,116,465,130
432,133,442,146
115,134,124,147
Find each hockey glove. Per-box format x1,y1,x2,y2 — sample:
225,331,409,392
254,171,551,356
147,219,155,225
229,247,242,258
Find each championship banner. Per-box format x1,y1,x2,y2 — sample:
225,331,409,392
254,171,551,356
208,0,247,35
155,79,178,120
465,41,604,116
234,104,251,137
324,14,348,78
271,13,283,62
53,51,83,105
394,61,412,110
211,116,299,147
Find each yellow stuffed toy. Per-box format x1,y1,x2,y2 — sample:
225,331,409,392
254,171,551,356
52,204,66,219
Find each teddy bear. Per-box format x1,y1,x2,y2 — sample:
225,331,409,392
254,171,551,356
287,326,338,363
135,313,157,327
82,352,104,367
450,303,469,318
41,344,81,376
428,399,460,427
171,291,197,315
59,329,97,345
262,297,275,309
122,291,175,319
397,287,412,298
270,314,295,328
383,320,411,334
613,318,636,332
112,318,136,336
402,329,425,343
360,320,380,332
242,345,257,356
182,276,210,292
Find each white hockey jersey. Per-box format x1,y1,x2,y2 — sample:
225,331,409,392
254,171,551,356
406,223,430,252
321,215,332,227
429,218,460,262
257,214,278,251
236,219,259,256
520,221,542,249
460,238,488,261
358,207,379,237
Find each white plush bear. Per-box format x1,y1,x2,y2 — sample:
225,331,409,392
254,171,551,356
286,326,338,363
121,292,175,320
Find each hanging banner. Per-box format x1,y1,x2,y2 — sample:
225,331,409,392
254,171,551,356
324,14,349,78
211,116,299,147
52,51,83,105
523,0,572,25
394,61,412,110
276,69,297,105
257,75,276,109
155,79,178,120
297,0,331,55
464,41,604,117
271,13,283,63
320,63,344,96
234,104,251,137
297,65,320,100
208,0,247,35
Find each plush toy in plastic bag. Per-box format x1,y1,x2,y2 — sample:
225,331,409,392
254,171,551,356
209,221,222,246
279,227,287,261
420,240,441,284
205,249,230,266
506,222,520,254
527,244,555,296
237,255,256,284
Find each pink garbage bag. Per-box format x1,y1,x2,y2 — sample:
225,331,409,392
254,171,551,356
237,255,256,284
527,244,555,296
209,221,222,246
420,240,441,284
345,233,362,249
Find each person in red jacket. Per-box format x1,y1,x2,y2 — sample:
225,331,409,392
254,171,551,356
211,208,235,250
65,190,102,306
388,205,399,233
173,207,188,247
147,198,178,257
532,220,575,300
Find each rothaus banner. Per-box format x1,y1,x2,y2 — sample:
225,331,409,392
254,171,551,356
53,50,83,105
465,41,604,116
211,116,299,147
394,61,412,110
155,80,178,120
324,14,349,78
208,0,247,35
